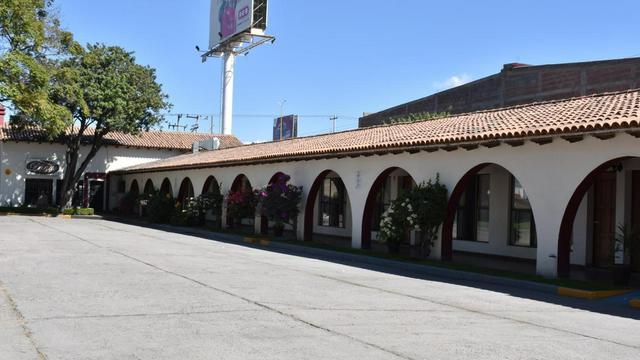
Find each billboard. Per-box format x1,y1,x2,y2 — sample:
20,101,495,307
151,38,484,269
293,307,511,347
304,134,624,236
273,115,298,141
209,0,266,49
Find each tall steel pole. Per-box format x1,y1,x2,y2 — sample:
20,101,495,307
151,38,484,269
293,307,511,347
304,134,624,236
221,51,236,135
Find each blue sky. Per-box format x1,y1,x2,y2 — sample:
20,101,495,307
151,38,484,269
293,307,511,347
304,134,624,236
56,0,640,143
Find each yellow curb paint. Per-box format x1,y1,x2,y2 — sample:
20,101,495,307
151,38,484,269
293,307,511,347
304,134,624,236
630,299,640,309
259,239,270,246
557,287,631,300
243,237,257,244
59,215,72,219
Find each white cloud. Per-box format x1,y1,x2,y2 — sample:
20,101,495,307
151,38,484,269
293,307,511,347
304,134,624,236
433,74,472,90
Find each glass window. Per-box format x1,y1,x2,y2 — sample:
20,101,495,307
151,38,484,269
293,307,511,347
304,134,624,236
476,174,490,243
510,176,537,247
25,179,53,207
371,177,392,231
454,174,489,242
319,178,346,228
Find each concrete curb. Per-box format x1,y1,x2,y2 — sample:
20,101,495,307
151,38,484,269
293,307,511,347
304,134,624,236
557,288,631,300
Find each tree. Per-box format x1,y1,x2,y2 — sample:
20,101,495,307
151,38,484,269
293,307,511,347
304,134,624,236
51,44,170,209
0,0,79,129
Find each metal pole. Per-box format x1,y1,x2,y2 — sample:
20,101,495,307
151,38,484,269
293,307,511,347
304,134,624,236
221,51,236,135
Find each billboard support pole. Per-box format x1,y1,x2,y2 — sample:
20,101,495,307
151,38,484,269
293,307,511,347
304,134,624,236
221,51,236,135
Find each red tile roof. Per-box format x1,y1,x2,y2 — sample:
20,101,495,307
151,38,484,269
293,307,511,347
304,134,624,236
119,89,640,174
0,126,243,151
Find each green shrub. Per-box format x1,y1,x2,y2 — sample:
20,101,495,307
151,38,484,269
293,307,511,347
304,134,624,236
147,192,176,223
0,206,59,216
62,208,75,215
76,208,94,216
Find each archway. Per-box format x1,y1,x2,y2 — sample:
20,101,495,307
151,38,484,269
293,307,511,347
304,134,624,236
130,180,140,197
557,156,640,280
202,176,221,195
202,176,223,228
160,178,173,197
260,172,287,235
303,170,352,246
177,177,195,205
442,163,537,273
361,167,417,251
143,179,154,195
226,174,254,229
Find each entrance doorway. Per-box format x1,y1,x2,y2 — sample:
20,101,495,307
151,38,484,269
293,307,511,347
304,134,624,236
88,180,105,212
593,171,616,268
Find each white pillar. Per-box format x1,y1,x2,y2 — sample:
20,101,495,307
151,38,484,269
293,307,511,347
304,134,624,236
221,51,235,135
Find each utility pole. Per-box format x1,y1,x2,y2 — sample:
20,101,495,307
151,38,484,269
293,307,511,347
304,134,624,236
330,115,338,133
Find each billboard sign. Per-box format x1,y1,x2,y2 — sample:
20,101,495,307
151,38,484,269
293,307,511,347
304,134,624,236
273,115,298,141
209,0,255,49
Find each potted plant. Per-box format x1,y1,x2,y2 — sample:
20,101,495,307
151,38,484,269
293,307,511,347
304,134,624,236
611,224,636,285
226,189,257,228
256,174,303,238
378,175,448,256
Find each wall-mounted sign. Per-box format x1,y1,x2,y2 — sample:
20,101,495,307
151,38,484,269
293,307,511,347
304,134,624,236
26,160,60,175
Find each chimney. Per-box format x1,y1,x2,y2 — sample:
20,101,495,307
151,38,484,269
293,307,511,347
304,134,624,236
0,106,5,126
192,141,200,154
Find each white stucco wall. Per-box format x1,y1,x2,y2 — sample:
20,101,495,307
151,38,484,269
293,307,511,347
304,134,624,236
0,141,184,207
117,132,640,277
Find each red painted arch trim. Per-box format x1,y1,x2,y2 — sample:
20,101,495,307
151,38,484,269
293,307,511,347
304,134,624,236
361,167,401,250
556,157,630,277
304,170,333,242
441,163,490,261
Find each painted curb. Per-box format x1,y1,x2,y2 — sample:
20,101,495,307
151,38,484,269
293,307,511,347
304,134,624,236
630,298,640,309
557,287,631,300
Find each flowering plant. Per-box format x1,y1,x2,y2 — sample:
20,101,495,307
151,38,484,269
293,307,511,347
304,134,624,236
256,174,303,228
226,189,257,221
379,175,448,255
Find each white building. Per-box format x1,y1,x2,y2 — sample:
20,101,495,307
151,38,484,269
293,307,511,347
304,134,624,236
112,90,640,279
0,125,242,210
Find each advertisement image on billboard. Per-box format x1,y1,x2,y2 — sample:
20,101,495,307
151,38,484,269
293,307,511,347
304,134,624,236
273,115,298,141
209,0,254,49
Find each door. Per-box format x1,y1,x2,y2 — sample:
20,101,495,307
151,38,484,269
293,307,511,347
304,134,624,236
88,180,105,212
632,171,640,272
593,171,617,268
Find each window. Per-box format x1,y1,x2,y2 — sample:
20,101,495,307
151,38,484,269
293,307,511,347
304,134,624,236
24,179,53,207
510,176,537,247
319,177,346,228
454,174,490,242
371,177,392,231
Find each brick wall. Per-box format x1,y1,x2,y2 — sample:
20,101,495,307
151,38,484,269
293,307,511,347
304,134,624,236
359,57,640,127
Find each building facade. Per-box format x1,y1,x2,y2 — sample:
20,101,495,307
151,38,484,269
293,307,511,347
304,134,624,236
0,126,242,210
113,90,640,279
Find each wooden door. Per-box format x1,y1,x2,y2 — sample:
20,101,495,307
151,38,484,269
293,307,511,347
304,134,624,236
632,171,640,272
593,172,617,268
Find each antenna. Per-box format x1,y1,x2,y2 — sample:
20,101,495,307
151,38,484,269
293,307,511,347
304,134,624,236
330,115,338,133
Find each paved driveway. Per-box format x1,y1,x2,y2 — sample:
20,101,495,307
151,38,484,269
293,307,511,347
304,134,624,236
1,217,639,359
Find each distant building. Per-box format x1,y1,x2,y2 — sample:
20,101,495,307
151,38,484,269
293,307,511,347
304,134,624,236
359,57,640,127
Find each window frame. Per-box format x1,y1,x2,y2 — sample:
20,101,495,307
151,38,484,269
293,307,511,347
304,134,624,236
508,175,537,248
318,177,346,228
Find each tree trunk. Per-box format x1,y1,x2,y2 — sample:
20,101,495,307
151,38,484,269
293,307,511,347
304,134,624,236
57,127,104,211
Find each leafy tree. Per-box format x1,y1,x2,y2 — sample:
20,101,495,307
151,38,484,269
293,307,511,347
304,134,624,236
51,44,170,209
0,0,79,128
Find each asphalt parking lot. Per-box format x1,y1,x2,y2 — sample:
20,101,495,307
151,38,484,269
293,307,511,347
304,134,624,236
1,216,639,359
